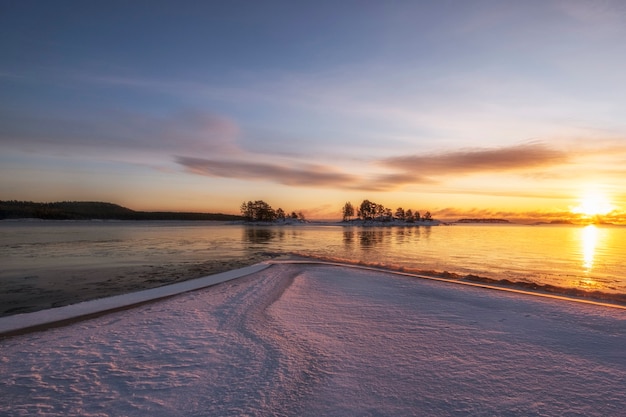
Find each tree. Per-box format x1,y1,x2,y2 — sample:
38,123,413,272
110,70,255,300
359,199,376,220
356,199,399,221
240,200,276,222
240,201,254,221
375,204,385,220
342,202,355,222
405,209,414,223
423,211,432,221
414,211,421,222
395,207,405,221
276,208,286,220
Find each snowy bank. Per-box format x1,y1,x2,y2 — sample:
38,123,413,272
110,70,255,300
0,263,269,337
1,263,625,416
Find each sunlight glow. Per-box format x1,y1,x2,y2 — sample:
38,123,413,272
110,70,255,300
572,190,614,217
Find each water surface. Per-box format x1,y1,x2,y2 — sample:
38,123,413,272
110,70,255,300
1,221,625,311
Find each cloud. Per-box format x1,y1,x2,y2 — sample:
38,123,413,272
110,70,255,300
176,156,360,188
176,154,438,192
380,142,569,177
154,111,241,155
0,109,241,157
366,172,435,189
175,142,576,192
555,0,626,27
172,137,626,196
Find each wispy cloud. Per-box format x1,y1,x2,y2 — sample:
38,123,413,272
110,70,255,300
367,172,435,189
0,109,241,156
176,156,359,188
175,155,436,192
164,134,622,202
555,0,626,28
175,142,571,192
380,142,569,177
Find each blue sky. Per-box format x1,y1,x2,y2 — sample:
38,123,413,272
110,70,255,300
1,1,626,221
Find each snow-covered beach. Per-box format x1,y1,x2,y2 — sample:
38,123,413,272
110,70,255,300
1,262,625,416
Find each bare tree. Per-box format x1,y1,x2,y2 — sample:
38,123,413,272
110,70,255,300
342,201,355,222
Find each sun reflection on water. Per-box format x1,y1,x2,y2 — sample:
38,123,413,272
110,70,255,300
581,225,598,272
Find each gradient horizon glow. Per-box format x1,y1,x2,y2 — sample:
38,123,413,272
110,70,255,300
1,1,625,222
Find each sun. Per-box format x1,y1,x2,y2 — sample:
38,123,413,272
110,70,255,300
571,190,614,217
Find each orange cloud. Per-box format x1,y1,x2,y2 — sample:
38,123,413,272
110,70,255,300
176,142,574,192
381,142,568,176
176,156,435,192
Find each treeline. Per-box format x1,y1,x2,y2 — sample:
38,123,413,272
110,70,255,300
238,199,435,223
240,200,305,222
342,199,433,222
0,201,242,221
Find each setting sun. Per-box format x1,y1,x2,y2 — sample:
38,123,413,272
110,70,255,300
572,190,615,217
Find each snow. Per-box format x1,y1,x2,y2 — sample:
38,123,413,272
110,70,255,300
1,263,625,416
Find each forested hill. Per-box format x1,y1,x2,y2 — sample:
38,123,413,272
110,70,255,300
0,201,243,221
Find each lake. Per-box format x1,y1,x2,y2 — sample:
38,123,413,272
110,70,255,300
1,221,625,315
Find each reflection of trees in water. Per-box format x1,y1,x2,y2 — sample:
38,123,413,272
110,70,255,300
343,229,387,249
359,229,392,248
343,226,433,249
243,227,285,244
394,226,432,242
394,227,418,244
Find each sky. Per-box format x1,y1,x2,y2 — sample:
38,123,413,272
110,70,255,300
1,0,626,222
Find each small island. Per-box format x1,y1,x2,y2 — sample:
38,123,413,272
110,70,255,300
240,199,440,226
340,200,439,226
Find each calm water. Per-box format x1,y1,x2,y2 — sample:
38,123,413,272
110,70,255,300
2,220,626,297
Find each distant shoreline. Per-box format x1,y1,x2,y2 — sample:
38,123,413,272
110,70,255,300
2,201,619,226
0,201,242,222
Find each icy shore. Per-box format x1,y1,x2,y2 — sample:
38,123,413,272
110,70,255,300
1,263,625,416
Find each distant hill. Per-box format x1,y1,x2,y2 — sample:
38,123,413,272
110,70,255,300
0,201,243,221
